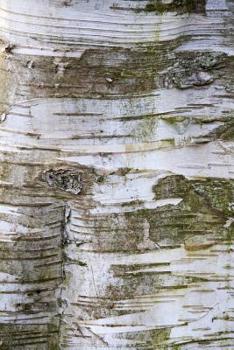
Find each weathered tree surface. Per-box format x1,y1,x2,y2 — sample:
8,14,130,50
0,0,233,349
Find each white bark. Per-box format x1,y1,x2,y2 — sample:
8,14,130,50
0,0,233,349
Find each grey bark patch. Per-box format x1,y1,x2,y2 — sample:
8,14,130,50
176,71,214,89
160,51,226,89
42,169,83,194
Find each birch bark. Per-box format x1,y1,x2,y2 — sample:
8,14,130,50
0,0,233,349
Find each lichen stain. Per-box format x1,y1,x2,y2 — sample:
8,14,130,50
133,116,157,142
0,52,17,117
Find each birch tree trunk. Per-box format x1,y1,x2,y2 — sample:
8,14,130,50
0,0,233,349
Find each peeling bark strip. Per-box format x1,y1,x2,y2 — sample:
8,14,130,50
0,0,233,349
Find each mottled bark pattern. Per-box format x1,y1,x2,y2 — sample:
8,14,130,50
0,0,233,349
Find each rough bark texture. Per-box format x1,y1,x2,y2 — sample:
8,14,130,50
0,0,233,349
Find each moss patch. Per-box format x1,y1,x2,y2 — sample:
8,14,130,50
143,0,206,14
123,176,234,247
